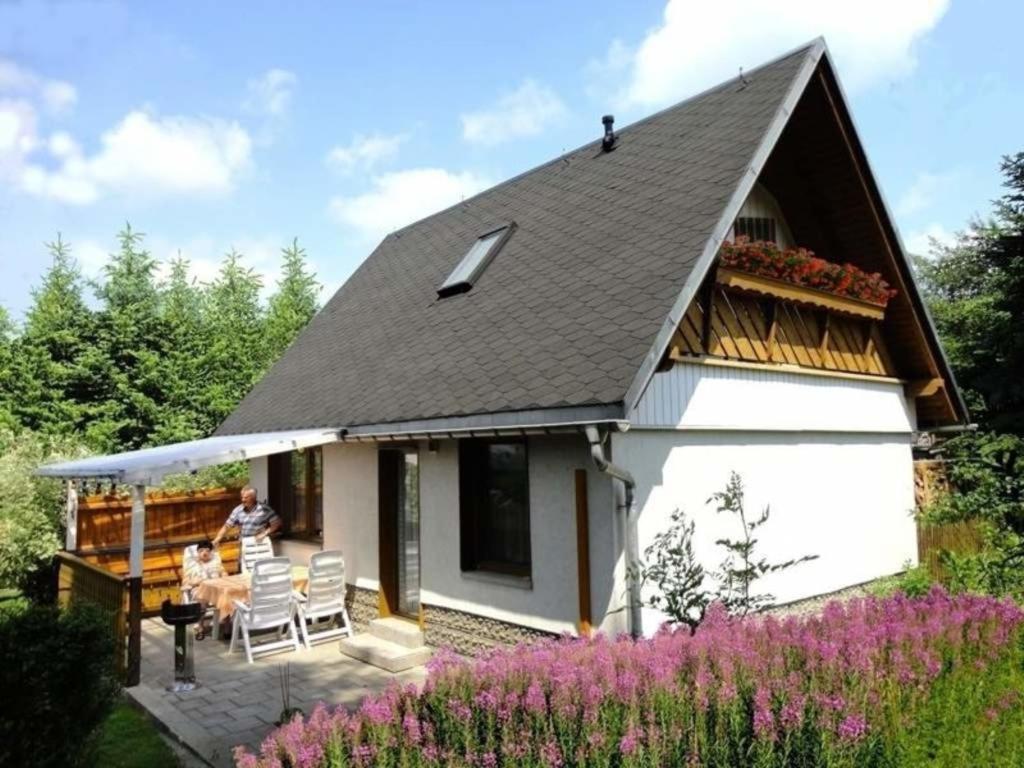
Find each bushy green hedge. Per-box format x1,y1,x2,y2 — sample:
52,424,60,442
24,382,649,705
0,601,121,768
0,428,87,594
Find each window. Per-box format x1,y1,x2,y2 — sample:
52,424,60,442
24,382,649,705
438,224,514,297
268,447,323,540
734,216,777,243
458,438,531,577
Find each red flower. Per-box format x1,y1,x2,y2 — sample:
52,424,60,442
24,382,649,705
719,239,895,307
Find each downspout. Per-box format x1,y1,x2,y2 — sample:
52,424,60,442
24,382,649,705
584,425,643,638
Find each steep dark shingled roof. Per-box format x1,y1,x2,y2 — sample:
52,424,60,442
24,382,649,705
217,45,814,435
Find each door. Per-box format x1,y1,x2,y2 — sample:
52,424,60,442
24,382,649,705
378,447,421,619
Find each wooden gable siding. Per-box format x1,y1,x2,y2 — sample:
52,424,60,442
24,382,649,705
667,284,894,377
753,63,958,426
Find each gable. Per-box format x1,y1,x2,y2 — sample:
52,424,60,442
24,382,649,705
630,47,966,430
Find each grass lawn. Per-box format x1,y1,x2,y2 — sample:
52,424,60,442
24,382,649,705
93,703,180,768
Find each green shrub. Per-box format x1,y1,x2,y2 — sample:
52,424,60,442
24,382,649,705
0,428,87,593
898,564,935,598
922,431,1024,597
0,601,121,768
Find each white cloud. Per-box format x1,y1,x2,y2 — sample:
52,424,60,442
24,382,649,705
328,167,493,242
326,132,407,173
461,80,567,146
20,110,252,205
592,0,949,108
904,223,955,257
72,238,111,276
0,99,38,163
0,57,254,205
896,170,958,218
243,68,297,117
0,59,77,114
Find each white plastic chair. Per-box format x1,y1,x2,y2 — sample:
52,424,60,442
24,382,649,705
295,550,353,648
181,544,200,604
240,535,275,573
229,557,301,663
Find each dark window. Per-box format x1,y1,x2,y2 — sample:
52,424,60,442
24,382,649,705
734,216,777,243
268,447,322,540
459,439,531,577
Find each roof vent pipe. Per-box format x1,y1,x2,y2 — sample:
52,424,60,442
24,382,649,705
584,425,642,638
601,115,616,151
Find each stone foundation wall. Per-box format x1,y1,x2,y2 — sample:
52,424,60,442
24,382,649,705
421,603,556,656
343,584,557,657
344,584,379,633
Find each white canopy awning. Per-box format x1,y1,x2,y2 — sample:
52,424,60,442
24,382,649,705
36,428,342,486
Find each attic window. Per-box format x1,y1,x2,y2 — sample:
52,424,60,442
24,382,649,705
438,224,514,297
734,216,777,243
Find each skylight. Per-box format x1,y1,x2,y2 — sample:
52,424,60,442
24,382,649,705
438,225,513,297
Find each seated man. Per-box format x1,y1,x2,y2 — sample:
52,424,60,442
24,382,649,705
182,539,225,640
212,485,282,552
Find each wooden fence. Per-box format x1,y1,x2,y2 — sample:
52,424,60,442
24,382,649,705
917,519,984,579
913,459,983,580
56,551,129,678
72,487,241,616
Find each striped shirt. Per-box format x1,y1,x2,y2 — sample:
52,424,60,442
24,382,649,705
225,502,280,538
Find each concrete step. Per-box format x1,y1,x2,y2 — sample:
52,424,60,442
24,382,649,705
339,633,432,673
368,617,425,649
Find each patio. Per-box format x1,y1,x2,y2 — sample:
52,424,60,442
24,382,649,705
128,618,426,768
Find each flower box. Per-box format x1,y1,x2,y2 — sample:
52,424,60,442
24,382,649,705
718,239,895,319
716,268,887,320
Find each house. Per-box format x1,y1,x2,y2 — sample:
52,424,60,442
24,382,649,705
213,38,967,652
43,38,967,661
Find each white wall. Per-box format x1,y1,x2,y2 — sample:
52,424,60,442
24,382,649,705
317,436,620,637
322,442,380,591
248,456,268,502
418,436,617,636
633,361,913,433
612,429,917,634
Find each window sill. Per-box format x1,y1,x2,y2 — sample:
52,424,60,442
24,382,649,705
460,569,533,591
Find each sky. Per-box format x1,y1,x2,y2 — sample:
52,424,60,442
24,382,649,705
1,0,1021,318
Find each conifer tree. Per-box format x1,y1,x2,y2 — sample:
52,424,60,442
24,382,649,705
84,225,169,451
0,306,18,430
153,255,209,443
12,236,94,436
266,238,320,361
197,249,267,432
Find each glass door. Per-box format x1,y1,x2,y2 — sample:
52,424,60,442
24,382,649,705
378,447,420,618
396,449,420,617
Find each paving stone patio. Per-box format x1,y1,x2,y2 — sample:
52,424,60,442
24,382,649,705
128,618,426,767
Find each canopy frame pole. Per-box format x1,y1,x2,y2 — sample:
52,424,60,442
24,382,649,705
126,483,146,686
64,480,78,551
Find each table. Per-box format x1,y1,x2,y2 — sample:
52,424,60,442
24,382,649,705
193,566,309,640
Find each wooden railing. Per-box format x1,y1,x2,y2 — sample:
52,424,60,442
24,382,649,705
668,282,895,377
73,487,241,616
56,551,130,679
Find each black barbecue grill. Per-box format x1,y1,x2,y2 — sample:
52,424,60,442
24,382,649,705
160,599,204,692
